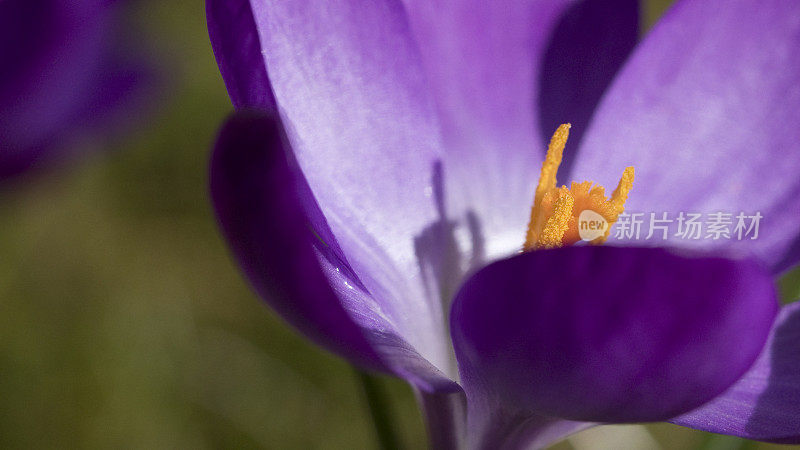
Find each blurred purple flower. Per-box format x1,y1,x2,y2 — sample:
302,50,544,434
0,0,154,182
206,0,800,447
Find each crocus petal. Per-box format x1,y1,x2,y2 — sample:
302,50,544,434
206,0,275,110
210,111,460,393
1,0,102,177
536,0,638,178
230,0,465,375
671,301,800,444
403,0,639,259
450,246,778,423
570,0,800,273
0,0,153,180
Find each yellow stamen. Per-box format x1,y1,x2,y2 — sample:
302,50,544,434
610,166,635,212
536,188,574,249
534,123,570,211
525,124,570,249
523,124,634,251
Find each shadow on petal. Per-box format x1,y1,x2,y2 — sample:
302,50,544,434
671,302,800,443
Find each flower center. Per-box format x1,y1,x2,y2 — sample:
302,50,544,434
523,124,634,251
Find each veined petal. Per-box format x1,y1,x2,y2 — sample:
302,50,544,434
210,111,459,392
671,301,800,444
571,0,800,273
450,246,778,423
237,0,458,373
402,0,638,259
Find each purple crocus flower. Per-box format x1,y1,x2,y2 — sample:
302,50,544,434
0,0,152,182
206,0,800,448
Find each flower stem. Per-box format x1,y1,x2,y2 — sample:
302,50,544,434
414,389,467,450
355,370,401,450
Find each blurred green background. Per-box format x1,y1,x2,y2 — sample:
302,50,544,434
0,0,797,449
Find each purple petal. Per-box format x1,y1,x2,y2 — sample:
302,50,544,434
403,0,639,258
450,246,778,423
210,111,459,392
0,0,154,181
571,0,800,272
0,0,102,178
242,0,462,374
671,301,800,444
537,0,639,177
206,0,275,110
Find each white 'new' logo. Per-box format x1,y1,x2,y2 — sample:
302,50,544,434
578,210,608,241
